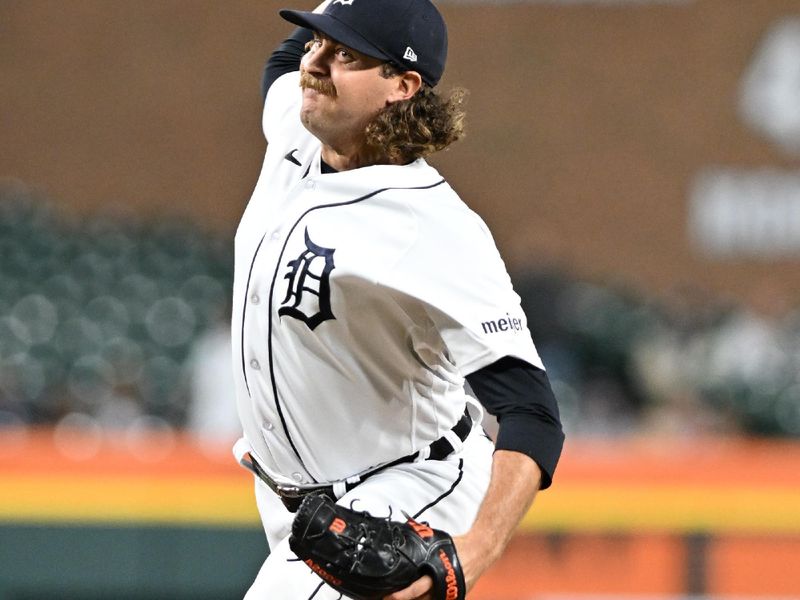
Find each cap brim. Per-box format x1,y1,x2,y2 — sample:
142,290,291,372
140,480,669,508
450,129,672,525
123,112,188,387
279,10,391,64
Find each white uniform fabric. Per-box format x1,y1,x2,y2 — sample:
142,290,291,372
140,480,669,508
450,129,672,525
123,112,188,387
232,71,543,597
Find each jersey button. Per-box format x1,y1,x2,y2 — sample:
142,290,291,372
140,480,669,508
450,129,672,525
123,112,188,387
270,230,280,240
263,421,273,431
250,293,260,305
291,472,303,482
304,179,316,190
249,359,260,370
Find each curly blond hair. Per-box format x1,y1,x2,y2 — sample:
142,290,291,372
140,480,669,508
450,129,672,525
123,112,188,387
364,66,467,164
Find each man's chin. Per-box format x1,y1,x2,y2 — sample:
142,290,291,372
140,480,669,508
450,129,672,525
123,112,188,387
300,110,324,139
301,90,333,118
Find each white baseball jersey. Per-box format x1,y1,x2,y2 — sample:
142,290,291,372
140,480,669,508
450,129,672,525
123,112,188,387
231,70,543,487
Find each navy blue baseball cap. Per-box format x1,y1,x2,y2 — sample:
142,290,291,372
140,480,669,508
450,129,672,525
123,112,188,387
279,0,448,86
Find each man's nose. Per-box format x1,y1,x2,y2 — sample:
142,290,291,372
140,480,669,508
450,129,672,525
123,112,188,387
302,46,329,76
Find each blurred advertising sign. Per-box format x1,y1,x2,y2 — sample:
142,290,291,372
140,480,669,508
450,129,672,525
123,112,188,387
739,17,800,156
690,17,800,259
689,169,800,258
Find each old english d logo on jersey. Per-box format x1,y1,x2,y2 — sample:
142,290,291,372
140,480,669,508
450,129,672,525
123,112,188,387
279,228,336,330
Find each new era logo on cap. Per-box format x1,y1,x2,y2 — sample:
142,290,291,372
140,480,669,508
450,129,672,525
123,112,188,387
403,47,418,62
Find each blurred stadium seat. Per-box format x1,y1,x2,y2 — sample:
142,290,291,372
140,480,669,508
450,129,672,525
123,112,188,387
3,182,800,439
0,184,233,432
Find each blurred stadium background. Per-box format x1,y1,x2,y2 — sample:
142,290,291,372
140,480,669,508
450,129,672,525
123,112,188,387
2,0,800,598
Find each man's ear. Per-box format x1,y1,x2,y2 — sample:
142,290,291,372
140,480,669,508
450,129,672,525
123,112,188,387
387,71,423,104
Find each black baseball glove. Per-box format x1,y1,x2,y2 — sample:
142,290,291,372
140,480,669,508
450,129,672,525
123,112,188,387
289,493,465,600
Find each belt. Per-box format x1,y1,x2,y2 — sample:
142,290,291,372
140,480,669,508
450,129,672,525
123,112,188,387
241,409,473,513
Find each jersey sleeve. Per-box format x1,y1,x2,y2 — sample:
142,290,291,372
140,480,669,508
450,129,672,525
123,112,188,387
261,29,314,147
262,69,319,154
262,27,313,100
382,193,544,376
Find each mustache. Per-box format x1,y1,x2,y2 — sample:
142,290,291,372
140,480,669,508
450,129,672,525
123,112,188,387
299,70,337,97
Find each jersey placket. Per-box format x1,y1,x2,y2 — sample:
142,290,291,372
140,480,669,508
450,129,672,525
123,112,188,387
243,179,324,484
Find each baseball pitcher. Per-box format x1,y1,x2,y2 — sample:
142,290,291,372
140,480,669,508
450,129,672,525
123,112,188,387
231,0,565,597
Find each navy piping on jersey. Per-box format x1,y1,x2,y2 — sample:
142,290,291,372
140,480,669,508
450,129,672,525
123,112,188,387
306,582,325,599
412,458,464,520
239,234,268,398
240,177,446,482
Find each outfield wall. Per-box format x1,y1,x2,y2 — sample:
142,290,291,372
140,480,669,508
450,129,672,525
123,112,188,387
1,430,798,598
4,1,800,301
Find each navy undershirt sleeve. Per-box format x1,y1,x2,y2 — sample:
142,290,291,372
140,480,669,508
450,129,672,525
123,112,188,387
466,356,565,489
262,27,313,100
